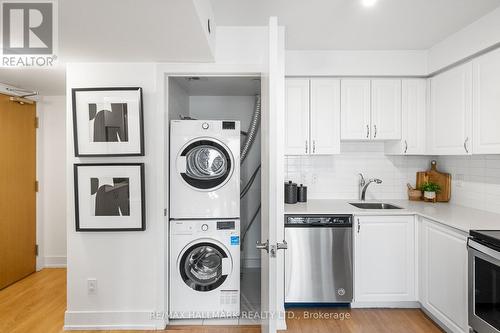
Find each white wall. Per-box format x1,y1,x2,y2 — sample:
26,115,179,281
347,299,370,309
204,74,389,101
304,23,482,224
285,50,428,77
285,142,432,200
437,155,500,214
189,95,262,267
38,96,67,268
65,63,166,330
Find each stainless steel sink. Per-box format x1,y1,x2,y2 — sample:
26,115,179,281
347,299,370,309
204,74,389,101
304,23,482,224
349,202,403,210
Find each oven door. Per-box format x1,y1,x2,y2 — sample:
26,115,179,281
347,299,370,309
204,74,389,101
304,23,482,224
468,239,500,333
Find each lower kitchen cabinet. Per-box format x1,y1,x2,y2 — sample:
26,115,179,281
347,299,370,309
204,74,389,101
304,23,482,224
419,218,468,333
354,215,416,303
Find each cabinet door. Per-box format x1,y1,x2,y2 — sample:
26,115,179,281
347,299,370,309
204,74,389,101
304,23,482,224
341,79,371,140
354,215,415,303
310,79,341,155
403,79,426,154
428,63,473,155
285,79,310,155
371,79,402,140
473,48,500,154
419,219,468,333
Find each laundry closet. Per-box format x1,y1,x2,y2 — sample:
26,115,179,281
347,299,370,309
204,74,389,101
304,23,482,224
167,76,262,324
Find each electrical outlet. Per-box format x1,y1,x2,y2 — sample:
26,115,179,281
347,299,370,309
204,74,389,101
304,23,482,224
87,278,97,295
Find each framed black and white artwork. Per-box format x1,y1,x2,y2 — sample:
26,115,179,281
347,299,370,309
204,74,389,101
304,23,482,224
72,87,144,157
74,163,145,231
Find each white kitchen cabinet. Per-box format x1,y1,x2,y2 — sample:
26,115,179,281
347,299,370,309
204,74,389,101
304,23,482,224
285,78,341,155
354,215,416,303
310,79,341,154
473,47,500,154
341,79,371,140
428,63,473,155
385,79,426,155
341,79,402,141
285,79,310,155
419,218,468,333
371,79,402,140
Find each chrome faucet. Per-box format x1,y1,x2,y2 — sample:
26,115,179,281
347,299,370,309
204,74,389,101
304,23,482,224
358,173,383,201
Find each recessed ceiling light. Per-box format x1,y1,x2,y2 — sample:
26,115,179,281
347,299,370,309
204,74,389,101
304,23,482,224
362,0,377,7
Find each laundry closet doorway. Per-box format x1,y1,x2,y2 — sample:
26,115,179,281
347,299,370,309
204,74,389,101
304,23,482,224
0,93,37,289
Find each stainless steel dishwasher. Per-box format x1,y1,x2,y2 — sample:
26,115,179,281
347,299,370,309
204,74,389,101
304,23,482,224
284,214,353,304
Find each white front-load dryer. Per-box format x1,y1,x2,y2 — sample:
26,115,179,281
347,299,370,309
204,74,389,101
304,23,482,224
170,120,240,219
169,219,240,318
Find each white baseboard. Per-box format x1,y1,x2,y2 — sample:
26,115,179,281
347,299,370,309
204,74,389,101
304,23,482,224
44,256,67,268
351,301,420,308
64,310,167,331
242,257,260,268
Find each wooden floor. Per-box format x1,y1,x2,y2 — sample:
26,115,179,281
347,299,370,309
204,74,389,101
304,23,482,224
0,269,443,333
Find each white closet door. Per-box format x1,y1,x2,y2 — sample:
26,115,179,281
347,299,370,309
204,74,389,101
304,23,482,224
341,79,371,140
285,78,310,155
371,79,402,141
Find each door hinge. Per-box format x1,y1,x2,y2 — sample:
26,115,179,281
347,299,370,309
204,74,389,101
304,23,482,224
35,180,39,192
35,244,39,256
163,208,167,217
35,117,39,129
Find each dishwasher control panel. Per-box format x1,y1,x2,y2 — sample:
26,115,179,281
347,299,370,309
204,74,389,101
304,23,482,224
285,215,352,227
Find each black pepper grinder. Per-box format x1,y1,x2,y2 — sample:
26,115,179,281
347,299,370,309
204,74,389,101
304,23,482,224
284,181,298,204
297,184,307,202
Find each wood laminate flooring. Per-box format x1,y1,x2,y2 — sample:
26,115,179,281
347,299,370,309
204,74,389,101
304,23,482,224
0,268,443,333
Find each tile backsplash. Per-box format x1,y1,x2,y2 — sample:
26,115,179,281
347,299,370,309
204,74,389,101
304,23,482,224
285,142,433,201
437,155,500,214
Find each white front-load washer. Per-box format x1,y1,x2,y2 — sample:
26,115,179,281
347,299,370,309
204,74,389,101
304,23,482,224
170,120,240,219
169,219,240,318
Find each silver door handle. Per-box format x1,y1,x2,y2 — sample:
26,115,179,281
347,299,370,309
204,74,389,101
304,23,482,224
366,125,370,138
464,137,469,153
305,140,308,154
374,125,377,139
357,219,360,233
313,140,316,154
404,140,408,154
256,240,269,253
277,240,288,250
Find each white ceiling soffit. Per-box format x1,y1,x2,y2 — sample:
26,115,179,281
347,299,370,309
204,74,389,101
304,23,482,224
210,0,500,50
59,0,215,62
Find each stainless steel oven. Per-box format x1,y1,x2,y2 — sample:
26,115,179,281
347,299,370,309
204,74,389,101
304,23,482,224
468,230,500,333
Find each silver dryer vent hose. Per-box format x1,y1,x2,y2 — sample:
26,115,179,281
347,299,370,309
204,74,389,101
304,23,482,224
240,95,261,163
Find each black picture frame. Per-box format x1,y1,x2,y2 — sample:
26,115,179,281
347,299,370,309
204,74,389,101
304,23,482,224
74,163,146,232
72,87,145,157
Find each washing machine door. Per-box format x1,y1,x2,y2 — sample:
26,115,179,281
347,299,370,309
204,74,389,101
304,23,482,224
179,241,232,292
178,139,233,191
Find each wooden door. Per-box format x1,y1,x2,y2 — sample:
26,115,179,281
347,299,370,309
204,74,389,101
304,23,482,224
284,78,309,155
371,79,402,140
310,79,341,155
0,93,37,289
340,79,371,140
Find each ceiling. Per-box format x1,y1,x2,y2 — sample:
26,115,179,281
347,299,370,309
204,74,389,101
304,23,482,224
210,0,500,50
171,77,261,96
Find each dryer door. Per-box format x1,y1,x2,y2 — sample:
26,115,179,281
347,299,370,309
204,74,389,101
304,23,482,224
179,241,232,292
177,139,234,191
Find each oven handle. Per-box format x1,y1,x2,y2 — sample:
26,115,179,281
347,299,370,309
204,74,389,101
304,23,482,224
468,239,500,261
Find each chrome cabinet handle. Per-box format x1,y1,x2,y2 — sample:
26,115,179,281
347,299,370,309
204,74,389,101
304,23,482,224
464,137,469,154
305,140,308,154
404,140,408,154
366,125,370,138
313,140,316,154
357,219,360,233
276,240,288,250
374,125,377,139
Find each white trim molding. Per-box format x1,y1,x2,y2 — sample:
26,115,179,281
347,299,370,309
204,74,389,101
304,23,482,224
44,256,67,268
64,311,167,331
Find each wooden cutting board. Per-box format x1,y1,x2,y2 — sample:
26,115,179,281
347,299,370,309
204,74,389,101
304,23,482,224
416,160,451,202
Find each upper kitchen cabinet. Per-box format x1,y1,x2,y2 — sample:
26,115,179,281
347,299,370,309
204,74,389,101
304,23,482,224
385,79,426,155
341,79,402,141
371,79,402,140
285,79,310,155
285,78,341,155
472,47,500,154
341,79,371,140
428,63,473,155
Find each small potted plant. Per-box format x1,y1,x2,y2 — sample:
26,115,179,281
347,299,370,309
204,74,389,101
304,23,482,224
419,182,441,202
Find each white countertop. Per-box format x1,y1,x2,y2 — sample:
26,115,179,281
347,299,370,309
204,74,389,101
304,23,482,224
285,199,500,233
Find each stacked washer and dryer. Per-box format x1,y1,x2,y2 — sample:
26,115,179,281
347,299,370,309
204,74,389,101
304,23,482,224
169,120,241,318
